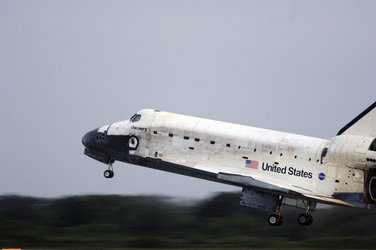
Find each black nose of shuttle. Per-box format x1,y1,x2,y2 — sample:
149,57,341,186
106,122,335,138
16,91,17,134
82,128,98,148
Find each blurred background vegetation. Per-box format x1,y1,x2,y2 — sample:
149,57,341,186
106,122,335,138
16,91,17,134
1,192,376,249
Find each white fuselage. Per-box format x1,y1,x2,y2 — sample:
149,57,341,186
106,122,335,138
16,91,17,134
104,109,366,199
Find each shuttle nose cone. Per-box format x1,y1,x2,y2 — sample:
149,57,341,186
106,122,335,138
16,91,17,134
82,129,98,148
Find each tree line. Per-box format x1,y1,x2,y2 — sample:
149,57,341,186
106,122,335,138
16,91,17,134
1,192,376,248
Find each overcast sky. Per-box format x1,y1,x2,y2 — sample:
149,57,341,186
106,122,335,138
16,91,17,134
1,0,375,198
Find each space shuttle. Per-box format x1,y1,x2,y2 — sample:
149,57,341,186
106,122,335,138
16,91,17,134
82,102,376,226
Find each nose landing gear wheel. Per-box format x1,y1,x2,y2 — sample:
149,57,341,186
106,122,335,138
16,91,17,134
104,170,114,178
104,163,114,179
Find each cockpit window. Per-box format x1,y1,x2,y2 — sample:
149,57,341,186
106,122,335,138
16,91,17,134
130,114,141,123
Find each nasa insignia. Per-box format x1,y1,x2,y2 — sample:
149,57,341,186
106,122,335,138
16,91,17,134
318,173,326,181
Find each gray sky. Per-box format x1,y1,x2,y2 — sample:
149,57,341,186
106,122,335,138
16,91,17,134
1,0,375,198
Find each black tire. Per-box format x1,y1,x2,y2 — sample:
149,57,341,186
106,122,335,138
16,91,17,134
109,170,114,178
268,214,281,226
104,170,112,178
306,215,313,225
276,215,284,226
298,214,309,226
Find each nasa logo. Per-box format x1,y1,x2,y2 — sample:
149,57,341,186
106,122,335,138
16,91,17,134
318,173,326,181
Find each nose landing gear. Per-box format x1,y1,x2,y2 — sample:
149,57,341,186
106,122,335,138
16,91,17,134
104,163,114,178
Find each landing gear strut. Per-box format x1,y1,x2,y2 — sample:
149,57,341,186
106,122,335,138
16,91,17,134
104,163,114,179
268,195,284,226
298,201,313,225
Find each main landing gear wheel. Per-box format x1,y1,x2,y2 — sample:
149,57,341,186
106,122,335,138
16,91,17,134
268,195,284,226
268,214,284,226
298,214,313,225
298,201,313,225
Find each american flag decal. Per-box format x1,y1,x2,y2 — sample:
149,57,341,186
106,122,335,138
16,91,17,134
245,159,258,169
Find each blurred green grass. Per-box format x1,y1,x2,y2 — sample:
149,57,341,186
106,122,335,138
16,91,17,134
1,192,376,248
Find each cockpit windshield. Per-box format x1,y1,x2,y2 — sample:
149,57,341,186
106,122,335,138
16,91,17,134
130,114,141,123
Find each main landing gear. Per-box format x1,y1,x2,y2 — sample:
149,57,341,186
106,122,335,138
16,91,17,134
104,163,114,179
268,195,284,226
297,201,313,226
268,197,314,226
